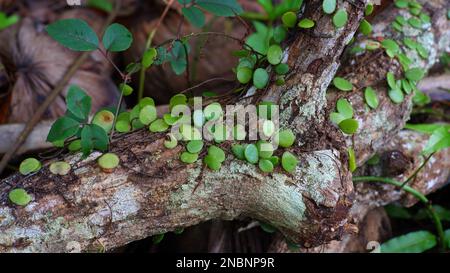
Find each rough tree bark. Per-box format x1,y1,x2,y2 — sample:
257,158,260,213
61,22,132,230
270,130,450,253
0,0,448,252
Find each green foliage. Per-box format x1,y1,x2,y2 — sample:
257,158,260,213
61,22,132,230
405,68,425,82
66,85,92,121
339,119,359,135
164,134,178,149
281,151,298,173
142,48,158,69
92,110,115,133
80,124,109,156
98,153,120,170
359,19,372,35
19,158,41,175
259,159,274,173
232,144,246,160
244,144,259,164
195,0,243,17
423,127,450,156
237,67,253,84
46,19,99,51
182,6,206,28
253,68,270,89
277,129,296,148
267,45,283,65
119,83,134,96
348,147,357,172
332,9,348,28
364,87,379,109
0,11,20,30
260,222,277,233
9,189,32,206
152,234,165,244
336,99,353,119
180,152,199,164
139,105,157,125
49,161,71,176
381,231,436,253
282,11,297,28
47,116,81,143
333,77,353,91
298,18,315,29
87,0,113,12
322,0,336,15
186,140,204,153
149,119,169,133
388,88,405,104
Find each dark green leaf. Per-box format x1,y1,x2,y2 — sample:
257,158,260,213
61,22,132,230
87,0,113,12
182,6,206,28
80,124,109,157
47,117,81,142
339,118,359,134
102,23,133,52
46,19,99,51
381,231,436,253
66,85,92,120
196,0,243,17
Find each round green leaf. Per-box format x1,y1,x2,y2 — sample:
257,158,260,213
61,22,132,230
322,0,336,14
365,4,374,16
204,155,222,171
169,94,188,110
277,129,296,148
282,11,297,28
187,140,204,153
388,89,405,104
401,79,412,95
231,144,245,160
49,161,71,176
298,18,315,29
9,189,32,206
259,159,274,173
386,72,397,90
253,68,269,89
364,87,379,109
98,153,120,170
408,17,422,29
208,145,226,162
46,19,99,51
359,19,372,35
281,152,298,173
333,9,348,28
182,6,206,28
119,83,133,96
92,110,115,133
164,133,178,149
142,48,157,69
204,103,223,121
68,140,82,152
102,23,133,52
275,63,289,75
330,112,345,125
149,119,169,133
180,152,198,164
269,156,280,167
273,26,287,43
336,99,353,119
116,119,131,133
405,68,425,82
139,97,155,108
267,45,283,65
339,118,359,134
333,77,353,91
19,158,41,175
139,105,157,125
244,144,259,164
237,67,253,84
394,0,408,8
257,141,274,159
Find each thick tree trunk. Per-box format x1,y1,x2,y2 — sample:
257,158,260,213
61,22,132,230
0,0,448,252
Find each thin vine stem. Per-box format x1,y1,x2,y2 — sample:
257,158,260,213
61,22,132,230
353,176,446,252
138,0,175,100
401,152,435,188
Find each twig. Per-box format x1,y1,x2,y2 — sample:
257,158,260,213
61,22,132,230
0,1,121,175
401,153,434,188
